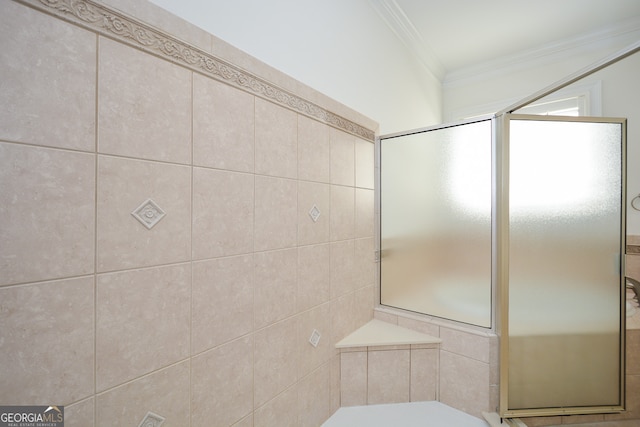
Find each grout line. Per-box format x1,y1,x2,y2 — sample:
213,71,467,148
252,94,257,257
365,346,369,405
93,32,100,427
188,69,194,427
409,344,413,401
0,138,96,155
251,90,257,421
0,273,95,290
94,357,191,397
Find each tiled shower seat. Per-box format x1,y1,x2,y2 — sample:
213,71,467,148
336,319,442,406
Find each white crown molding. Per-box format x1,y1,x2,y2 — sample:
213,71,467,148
443,15,640,89
368,0,446,81
369,1,640,92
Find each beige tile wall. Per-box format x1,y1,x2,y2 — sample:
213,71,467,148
371,309,497,419
0,1,376,426
339,344,439,407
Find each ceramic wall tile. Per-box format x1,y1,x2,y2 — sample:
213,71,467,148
255,98,297,179
297,181,330,246
254,317,299,408
341,346,370,353
626,254,640,281
193,73,255,172
330,240,355,299
0,143,95,285
374,310,400,325
330,185,355,241
439,351,491,419
440,328,490,363
254,386,299,427
192,255,254,354
254,176,297,251
559,414,604,424
297,244,331,311
627,329,640,375
233,414,253,427
410,348,438,401
354,238,376,289
64,398,94,427
355,138,375,189
489,384,499,416
0,277,94,405
355,188,375,238
518,416,562,426
330,354,341,413
96,264,190,391
354,285,375,327
1,2,379,426
98,37,191,164
298,115,330,183
489,335,500,386
96,362,190,427
298,364,331,427
367,349,410,404
254,249,297,329
96,155,190,272
0,1,95,151
626,374,640,419
397,316,440,337
340,351,367,406
191,337,253,427
192,167,254,259
331,292,357,349
330,128,355,186
298,303,332,378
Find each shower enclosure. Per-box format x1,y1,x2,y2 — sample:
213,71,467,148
377,41,638,418
379,112,626,418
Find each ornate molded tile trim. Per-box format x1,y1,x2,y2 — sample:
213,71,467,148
17,0,375,142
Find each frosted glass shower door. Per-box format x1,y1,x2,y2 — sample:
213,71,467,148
504,115,625,415
380,119,493,328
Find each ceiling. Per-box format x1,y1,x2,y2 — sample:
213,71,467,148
370,0,640,80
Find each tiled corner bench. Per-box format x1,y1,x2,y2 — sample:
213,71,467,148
336,319,442,406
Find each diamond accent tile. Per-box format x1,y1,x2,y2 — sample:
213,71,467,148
131,198,166,229
137,411,165,427
308,205,321,222
309,329,321,347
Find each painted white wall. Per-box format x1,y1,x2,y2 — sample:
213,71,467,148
443,37,640,234
149,0,442,135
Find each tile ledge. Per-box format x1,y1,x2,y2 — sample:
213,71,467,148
335,319,442,349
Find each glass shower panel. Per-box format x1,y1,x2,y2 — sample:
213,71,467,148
507,117,623,410
380,120,492,327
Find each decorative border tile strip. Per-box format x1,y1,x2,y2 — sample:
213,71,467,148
17,0,376,142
